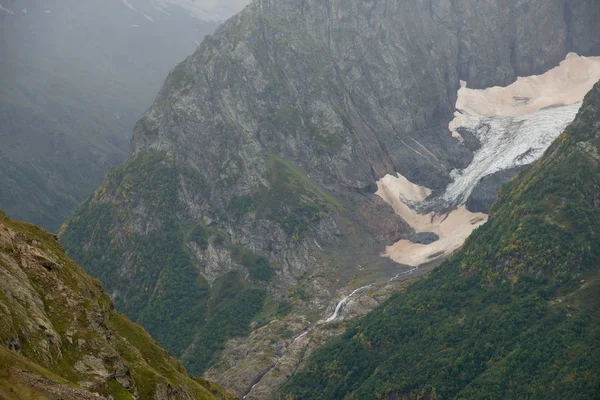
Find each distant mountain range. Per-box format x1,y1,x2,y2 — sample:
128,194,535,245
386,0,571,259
0,0,224,231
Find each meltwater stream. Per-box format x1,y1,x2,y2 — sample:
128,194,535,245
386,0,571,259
325,267,420,323
325,285,372,322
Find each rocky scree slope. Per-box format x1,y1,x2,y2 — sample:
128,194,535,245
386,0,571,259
0,210,235,400
61,0,600,392
280,81,600,399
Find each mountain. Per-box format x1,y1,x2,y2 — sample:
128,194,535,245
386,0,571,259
59,0,600,397
0,0,221,232
0,209,236,399
280,81,600,399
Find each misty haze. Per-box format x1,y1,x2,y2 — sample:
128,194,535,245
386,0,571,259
0,1,599,399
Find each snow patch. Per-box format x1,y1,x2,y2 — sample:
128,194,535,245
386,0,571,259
122,0,138,12
144,14,154,22
451,53,600,121
376,175,487,266
131,24,140,28
0,4,14,14
44,10,52,14
21,8,27,14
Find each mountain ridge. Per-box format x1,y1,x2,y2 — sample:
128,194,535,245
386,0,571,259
0,0,220,232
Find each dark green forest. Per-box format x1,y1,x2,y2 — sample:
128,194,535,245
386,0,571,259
279,83,600,399
59,152,269,376
60,144,344,376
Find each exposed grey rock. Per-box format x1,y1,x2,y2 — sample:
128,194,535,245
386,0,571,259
409,232,440,245
565,0,600,56
466,167,523,213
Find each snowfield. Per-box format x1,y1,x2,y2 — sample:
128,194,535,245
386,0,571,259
378,53,600,267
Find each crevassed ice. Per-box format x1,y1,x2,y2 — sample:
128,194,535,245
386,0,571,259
433,103,581,209
438,53,600,209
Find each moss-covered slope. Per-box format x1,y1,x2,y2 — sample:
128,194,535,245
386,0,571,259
279,83,600,399
0,210,235,400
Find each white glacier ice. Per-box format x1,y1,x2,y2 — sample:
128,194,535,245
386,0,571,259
437,103,581,208
439,53,600,209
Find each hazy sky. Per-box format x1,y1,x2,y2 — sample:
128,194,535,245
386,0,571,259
0,0,253,20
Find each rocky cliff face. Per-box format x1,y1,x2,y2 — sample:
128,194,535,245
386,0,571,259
130,0,599,191
61,0,600,397
0,210,235,399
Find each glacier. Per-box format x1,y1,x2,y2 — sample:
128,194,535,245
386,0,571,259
377,53,600,267
431,103,581,210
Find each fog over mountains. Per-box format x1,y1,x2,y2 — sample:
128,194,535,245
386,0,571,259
0,0,250,231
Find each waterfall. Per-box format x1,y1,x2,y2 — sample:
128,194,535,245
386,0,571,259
325,285,371,323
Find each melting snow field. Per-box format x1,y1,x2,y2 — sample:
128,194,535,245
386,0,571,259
378,53,600,267
376,175,487,266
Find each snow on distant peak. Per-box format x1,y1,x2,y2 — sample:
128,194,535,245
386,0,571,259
0,4,14,14
122,0,138,12
120,0,249,22
153,0,251,21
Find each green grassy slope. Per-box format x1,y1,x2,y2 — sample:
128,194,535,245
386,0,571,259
279,83,600,399
0,209,236,400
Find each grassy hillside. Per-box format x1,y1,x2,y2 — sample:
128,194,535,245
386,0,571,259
279,83,600,399
0,209,235,399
